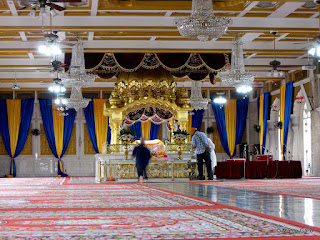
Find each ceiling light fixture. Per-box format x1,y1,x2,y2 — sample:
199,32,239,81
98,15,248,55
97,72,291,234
65,87,91,112
174,0,232,43
48,76,66,93
60,38,96,88
213,92,227,104
219,37,254,93
268,32,284,77
189,81,209,110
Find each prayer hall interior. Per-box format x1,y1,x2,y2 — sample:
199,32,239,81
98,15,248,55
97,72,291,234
0,0,320,239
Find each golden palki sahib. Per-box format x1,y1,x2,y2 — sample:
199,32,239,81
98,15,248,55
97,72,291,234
104,68,193,144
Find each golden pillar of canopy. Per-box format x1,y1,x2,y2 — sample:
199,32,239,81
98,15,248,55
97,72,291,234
104,68,193,144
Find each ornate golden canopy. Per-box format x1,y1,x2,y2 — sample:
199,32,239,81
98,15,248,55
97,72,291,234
104,68,193,144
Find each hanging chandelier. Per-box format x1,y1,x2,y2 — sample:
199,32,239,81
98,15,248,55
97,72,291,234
190,81,208,110
65,87,91,112
174,0,232,43
60,39,96,88
219,37,254,93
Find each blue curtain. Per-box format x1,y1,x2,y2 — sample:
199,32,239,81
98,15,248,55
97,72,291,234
130,121,142,140
283,82,293,156
83,101,112,153
107,118,111,144
0,99,34,177
39,99,58,158
235,98,249,148
61,109,76,158
83,101,99,153
191,109,204,131
0,100,12,157
150,122,160,140
14,99,34,157
212,102,230,156
39,99,76,177
212,98,249,157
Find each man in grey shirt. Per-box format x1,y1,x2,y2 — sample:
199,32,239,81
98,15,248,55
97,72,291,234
190,128,213,180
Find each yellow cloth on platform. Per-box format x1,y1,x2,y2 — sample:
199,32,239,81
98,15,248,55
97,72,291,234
225,99,237,157
94,99,108,153
52,105,64,158
141,120,151,140
280,84,286,160
7,100,21,157
259,94,264,154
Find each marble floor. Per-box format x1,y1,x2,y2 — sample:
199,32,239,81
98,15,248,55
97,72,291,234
147,181,320,228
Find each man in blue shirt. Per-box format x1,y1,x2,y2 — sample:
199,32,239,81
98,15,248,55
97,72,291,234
132,137,151,183
190,128,213,180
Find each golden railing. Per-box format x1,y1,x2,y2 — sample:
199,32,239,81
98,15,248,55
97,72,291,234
105,143,193,154
98,160,198,182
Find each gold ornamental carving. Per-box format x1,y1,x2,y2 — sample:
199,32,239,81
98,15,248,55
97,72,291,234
104,68,193,144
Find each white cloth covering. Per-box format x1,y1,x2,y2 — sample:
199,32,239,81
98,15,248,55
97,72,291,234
207,138,217,171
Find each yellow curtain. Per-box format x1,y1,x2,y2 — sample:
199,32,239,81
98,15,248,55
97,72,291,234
187,114,192,143
280,84,286,160
7,100,21,157
52,106,64,158
94,99,108,153
141,120,151,140
259,94,264,153
225,99,237,156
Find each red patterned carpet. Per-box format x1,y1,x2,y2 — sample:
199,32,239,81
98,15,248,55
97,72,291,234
195,178,320,200
0,177,319,239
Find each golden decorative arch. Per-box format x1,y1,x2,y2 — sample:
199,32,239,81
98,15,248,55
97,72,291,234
104,68,193,144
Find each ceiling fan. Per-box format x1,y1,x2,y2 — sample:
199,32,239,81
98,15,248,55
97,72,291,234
12,72,21,90
18,0,82,15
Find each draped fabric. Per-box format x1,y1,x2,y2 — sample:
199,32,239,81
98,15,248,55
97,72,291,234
72,53,228,81
93,99,109,153
83,101,99,153
141,120,151,140
150,122,160,140
235,98,249,150
130,121,142,140
187,114,192,143
212,98,249,157
280,82,293,160
257,93,270,154
83,99,111,154
212,103,230,156
7,100,21,158
225,100,237,157
191,110,204,131
39,99,76,177
0,99,34,177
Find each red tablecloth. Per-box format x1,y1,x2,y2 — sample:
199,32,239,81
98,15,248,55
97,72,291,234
267,160,302,178
215,160,302,179
245,161,268,179
215,161,244,179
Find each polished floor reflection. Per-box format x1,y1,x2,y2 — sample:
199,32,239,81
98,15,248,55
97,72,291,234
148,182,320,228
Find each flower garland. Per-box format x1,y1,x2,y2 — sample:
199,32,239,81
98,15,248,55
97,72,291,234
173,129,190,144
119,129,135,144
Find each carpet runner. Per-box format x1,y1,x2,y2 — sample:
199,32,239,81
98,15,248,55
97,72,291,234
194,178,320,200
0,177,319,239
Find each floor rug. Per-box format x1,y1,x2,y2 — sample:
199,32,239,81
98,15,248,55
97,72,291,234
194,178,320,200
0,177,319,239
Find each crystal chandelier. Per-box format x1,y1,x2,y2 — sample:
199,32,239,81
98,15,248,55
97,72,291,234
65,87,91,112
174,0,232,43
219,37,254,93
190,81,208,110
60,39,96,88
